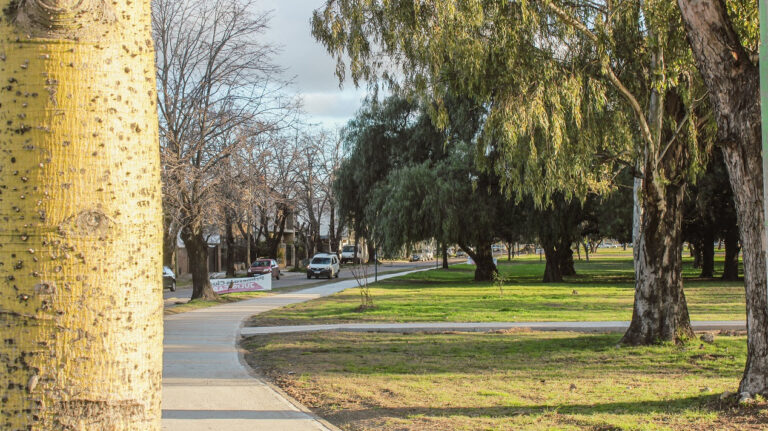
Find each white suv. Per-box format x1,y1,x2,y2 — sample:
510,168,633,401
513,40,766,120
307,253,340,279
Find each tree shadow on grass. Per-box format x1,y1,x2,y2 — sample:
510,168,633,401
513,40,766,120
320,395,768,429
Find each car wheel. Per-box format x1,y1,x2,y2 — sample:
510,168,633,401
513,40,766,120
335,271,339,278
170,281,176,292
276,274,280,280
306,273,311,279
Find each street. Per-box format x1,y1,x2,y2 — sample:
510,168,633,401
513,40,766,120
163,259,451,307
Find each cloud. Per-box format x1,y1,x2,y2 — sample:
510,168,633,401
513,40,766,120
253,0,368,128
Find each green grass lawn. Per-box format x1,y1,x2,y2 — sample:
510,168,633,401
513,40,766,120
243,330,767,430
247,252,745,327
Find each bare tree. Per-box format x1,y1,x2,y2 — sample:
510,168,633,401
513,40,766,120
154,0,292,299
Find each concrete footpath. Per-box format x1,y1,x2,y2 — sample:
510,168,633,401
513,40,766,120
241,320,746,336
161,268,431,431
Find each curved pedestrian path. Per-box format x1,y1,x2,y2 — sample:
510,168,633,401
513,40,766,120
161,267,433,431
241,320,746,336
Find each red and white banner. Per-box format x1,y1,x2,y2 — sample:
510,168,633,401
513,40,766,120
210,274,271,294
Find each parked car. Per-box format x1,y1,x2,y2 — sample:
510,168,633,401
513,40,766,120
410,252,422,262
307,253,340,279
163,266,176,292
340,244,367,264
248,259,281,279
456,250,467,257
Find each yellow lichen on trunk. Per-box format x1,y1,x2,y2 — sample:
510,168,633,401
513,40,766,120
0,1,163,429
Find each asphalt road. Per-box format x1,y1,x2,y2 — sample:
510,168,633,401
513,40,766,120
163,259,452,307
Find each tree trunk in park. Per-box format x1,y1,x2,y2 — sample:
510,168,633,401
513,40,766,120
225,212,236,278
622,85,694,345
507,242,512,261
180,225,217,300
442,243,449,269
722,225,740,281
460,242,497,281
691,241,702,269
0,1,163,428
367,241,376,264
678,0,768,395
542,244,563,283
581,240,590,262
622,173,693,344
700,230,715,279
559,241,576,276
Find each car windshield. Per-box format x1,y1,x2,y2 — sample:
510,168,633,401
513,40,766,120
342,246,355,252
311,257,331,265
251,261,270,267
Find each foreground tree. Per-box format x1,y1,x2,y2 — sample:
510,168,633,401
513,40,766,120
677,0,767,396
0,0,163,428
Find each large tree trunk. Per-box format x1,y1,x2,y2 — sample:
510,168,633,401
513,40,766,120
622,84,694,345
460,242,497,281
722,225,740,281
700,229,715,278
0,1,163,428
622,173,693,344
180,225,217,300
442,243,449,269
678,0,768,395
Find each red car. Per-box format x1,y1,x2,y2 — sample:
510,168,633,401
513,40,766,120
247,259,281,279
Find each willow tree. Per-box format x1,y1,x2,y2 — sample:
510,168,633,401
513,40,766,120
313,0,704,343
0,0,163,429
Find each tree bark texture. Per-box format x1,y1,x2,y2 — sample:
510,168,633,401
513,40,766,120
678,0,768,395
622,87,694,345
442,243,449,269
622,172,693,344
0,1,163,428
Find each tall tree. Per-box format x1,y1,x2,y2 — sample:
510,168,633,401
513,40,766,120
0,0,163,428
676,0,766,395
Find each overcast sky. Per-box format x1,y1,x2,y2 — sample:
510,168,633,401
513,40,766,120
255,0,369,130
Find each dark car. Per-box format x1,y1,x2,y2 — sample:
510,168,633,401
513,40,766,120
163,266,176,292
248,259,280,279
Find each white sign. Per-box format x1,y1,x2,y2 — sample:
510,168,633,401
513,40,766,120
210,274,271,294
